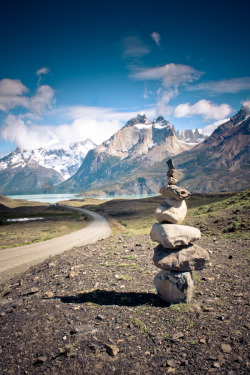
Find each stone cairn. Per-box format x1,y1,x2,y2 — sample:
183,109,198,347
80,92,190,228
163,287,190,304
150,159,210,304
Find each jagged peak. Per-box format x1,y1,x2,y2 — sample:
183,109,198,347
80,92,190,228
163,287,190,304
153,115,170,127
124,114,150,127
230,104,250,125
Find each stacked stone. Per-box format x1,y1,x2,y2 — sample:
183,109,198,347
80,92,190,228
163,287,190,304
150,159,210,304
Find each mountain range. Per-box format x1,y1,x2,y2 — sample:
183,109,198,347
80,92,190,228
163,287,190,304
0,140,96,194
0,107,249,195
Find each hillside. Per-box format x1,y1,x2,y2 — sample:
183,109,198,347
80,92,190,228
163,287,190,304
171,106,250,192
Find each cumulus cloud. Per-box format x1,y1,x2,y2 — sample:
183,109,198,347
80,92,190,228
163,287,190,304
0,79,29,111
131,63,202,88
123,35,151,58
174,99,233,120
1,106,155,150
189,77,250,93
151,32,161,46
0,77,55,115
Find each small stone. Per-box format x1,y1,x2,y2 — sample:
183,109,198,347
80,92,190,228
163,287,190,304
213,362,220,368
44,291,54,298
67,271,79,278
167,177,178,185
167,169,178,178
105,344,119,356
199,338,206,344
153,335,162,345
221,343,232,353
218,316,225,321
150,223,201,249
172,332,184,340
96,315,105,320
145,351,151,356
167,359,177,367
37,356,47,363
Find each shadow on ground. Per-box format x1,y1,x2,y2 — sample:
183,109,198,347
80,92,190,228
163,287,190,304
57,289,169,307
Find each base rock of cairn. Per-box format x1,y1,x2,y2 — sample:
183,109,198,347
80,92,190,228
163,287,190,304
150,159,210,304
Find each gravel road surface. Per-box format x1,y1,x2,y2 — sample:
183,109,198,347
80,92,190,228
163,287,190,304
0,207,112,282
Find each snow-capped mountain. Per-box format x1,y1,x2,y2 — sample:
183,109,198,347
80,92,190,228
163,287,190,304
0,139,96,195
0,139,96,180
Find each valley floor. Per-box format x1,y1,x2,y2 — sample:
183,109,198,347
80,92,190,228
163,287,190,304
0,234,249,374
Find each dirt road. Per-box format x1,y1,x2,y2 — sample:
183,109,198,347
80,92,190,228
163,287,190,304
0,207,112,282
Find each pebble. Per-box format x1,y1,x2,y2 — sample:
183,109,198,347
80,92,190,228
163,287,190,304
213,362,220,368
105,344,119,356
221,343,232,353
172,332,184,340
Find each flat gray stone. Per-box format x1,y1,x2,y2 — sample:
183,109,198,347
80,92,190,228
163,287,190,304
150,223,201,249
159,185,191,200
155,198,187,224
154,270,193,304
153,243,210,271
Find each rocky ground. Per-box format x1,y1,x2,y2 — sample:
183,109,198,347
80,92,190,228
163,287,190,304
0,234,249,375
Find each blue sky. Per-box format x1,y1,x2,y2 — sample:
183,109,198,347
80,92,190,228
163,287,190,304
0,0,250,156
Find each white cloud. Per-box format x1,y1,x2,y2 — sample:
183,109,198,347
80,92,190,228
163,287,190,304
0,79,28,96
0,77,55,115
199,118,230,136
30,85,55,114
151,32,161,46
189,77,250,93
1,106,156,150
36,67,50,76
123,36,151,58
156,89,176,117
0,79,29,111
131,63,202,88
131,63,203,116
174,99,233,120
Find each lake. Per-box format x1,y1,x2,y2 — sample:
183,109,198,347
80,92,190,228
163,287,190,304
6,193,157,204
7,193,80,204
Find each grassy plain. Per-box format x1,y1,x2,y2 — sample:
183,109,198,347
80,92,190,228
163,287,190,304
84,189,250,239
0,189,249,250
0,196,91,249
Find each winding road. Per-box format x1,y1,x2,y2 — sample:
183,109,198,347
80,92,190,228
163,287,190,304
0,207,112,282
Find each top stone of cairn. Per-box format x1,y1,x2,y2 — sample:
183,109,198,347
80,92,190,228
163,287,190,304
162,159,191,200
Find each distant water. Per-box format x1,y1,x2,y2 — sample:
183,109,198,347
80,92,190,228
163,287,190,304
7,194,80,204
7,193,157,204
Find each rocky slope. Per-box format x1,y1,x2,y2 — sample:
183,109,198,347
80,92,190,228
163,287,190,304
170,105,250,192
55,115,194,195
0,140,96,195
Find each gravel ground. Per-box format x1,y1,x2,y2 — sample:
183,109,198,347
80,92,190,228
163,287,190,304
0,234,249,374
